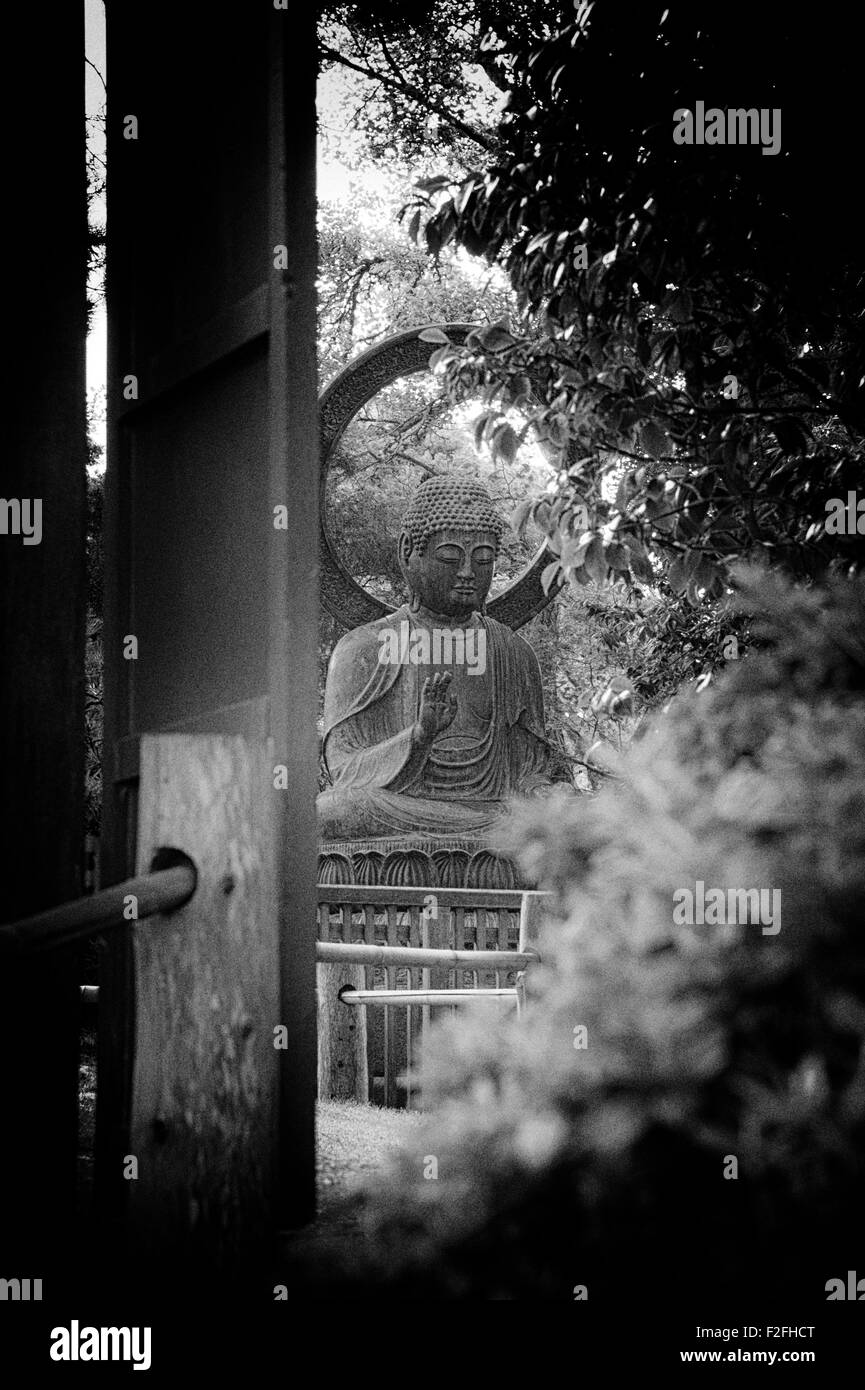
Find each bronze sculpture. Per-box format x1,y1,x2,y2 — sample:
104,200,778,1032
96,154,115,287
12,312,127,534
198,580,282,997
318,478,562,862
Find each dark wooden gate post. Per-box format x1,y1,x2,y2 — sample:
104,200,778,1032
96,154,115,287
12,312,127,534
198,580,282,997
98,3,319,1248
0,4,87,1271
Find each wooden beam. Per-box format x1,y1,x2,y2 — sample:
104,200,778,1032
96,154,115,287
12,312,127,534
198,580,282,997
126,735,281,1272
317,961,368,1102
0,860,196,957
518,891,551,954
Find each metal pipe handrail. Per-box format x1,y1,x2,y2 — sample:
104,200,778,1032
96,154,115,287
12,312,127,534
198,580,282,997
0,852,197,958
338,986,518,1007
317,940,538,971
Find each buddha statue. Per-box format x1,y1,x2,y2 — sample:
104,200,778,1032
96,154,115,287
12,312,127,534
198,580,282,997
318,477,564,857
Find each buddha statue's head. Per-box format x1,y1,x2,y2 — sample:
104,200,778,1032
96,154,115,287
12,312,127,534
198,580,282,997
398,477,507,619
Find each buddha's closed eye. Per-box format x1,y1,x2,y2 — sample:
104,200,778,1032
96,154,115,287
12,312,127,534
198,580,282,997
435,545,495,565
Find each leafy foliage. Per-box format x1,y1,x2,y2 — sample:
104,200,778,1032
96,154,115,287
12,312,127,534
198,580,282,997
318,200,515,388
408,1,865,593
319,1,574,168
345,570,865,1299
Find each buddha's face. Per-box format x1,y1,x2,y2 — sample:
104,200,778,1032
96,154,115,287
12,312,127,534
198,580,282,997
400,527,497,618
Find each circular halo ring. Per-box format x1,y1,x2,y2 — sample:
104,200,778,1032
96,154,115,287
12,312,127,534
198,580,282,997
319,323,555,630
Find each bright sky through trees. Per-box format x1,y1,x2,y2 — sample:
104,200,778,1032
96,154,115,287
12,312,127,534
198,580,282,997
85,0,106,456
84,5,533,485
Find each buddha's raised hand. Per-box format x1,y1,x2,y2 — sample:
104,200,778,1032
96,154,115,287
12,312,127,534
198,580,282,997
413,671,458,746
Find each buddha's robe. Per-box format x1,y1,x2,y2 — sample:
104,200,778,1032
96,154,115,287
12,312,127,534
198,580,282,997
317,605,556,841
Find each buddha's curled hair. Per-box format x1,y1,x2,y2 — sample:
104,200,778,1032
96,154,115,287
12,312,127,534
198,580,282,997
403,476,507,554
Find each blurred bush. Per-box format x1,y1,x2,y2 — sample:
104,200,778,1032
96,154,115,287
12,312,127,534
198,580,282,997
350,569,865,1300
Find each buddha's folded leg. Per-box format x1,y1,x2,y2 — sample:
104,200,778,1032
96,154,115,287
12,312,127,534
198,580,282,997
317,787,505,840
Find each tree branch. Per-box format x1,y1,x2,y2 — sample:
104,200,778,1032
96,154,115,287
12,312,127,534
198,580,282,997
85,57,106,93
318,40,499,155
